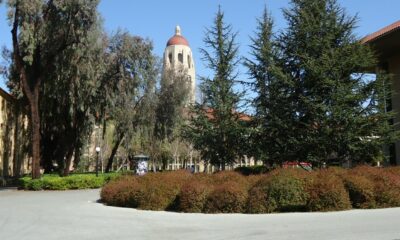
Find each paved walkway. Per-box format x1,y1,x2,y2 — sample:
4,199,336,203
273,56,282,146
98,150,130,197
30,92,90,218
1,189,399,240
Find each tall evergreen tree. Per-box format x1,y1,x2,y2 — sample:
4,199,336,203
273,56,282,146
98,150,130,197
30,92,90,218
245,7,299,165
184,7,247,170
276,0,398,164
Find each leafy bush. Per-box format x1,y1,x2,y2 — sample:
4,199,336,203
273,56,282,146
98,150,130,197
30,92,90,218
353,166,400,208
204,181,248,213
234,165,269,176
100,167,400,214
100,176,141,207
178,178,210,212
247,170,308,213
342,173,375,208
137,170,191,211
19,173,119,190
306,171,351,211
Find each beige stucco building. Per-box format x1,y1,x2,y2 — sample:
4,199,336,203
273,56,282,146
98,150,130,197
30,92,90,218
0,87,30,179
362,20,400,165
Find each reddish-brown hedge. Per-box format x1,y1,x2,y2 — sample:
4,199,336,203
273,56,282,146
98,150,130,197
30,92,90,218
100,176,141,207
343,173,376,208
178,178,210,212
101,167,400,214
306,171,351,212
204,181,248,213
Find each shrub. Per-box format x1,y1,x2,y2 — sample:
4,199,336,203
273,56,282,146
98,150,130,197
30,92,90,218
211,171,248,187
234,165,269,176
178,179,210,212
204,181,248,213
246,181,269,214
352,166,400,208
306,171,351,212
342,173,375,208
19,173,119,191
100,176,141,207
137,171,191,211
247,171,308,213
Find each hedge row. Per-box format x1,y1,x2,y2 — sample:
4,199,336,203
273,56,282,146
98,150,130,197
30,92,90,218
100,167,400,213
20,173,120,190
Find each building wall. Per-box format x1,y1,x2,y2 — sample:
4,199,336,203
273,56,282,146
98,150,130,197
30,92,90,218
388,54,400,165
0,89,30,178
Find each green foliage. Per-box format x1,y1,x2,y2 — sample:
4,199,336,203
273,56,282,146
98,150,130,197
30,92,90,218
245,1,398,166
247,171,308,213
100,31,158,172
19,173,119,191
184,7,248,170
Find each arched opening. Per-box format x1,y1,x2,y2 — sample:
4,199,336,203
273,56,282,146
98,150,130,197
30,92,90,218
178,53,183,64
187,55,191,68
168,53,172,64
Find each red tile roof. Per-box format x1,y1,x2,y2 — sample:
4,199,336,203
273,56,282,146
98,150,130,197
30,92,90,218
361,20,400,44
166,35,189,47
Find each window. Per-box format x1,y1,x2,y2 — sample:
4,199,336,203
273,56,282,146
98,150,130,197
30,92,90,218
168,53,173,64
188,55,191,68
178,53,183,63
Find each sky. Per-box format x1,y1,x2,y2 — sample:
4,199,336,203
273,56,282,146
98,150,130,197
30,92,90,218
0,0,399,92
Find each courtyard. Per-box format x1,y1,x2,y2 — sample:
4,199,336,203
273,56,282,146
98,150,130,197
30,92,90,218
1,189,399,240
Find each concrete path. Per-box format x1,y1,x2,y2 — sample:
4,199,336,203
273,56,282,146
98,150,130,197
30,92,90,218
0,189,399,240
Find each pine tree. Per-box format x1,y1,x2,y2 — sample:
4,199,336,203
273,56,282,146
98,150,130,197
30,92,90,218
245,7,299,165
184,7,247,170
277,0,398,165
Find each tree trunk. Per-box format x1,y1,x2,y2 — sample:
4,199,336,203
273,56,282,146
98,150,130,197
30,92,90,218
62,147,74,176
30,91,41,179
105,133,124,173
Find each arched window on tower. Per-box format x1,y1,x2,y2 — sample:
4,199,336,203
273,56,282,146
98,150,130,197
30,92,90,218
178,53,183,64
168,53,172,64
187,55,191,69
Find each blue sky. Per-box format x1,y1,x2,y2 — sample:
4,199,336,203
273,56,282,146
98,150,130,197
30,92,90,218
1,0,399,91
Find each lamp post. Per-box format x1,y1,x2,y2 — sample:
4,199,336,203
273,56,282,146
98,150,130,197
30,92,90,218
95,146,101,177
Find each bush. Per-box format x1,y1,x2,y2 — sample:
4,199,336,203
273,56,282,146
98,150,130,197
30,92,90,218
204,181,248,213
247,170,308,213
342,173,375,208
352,166,400,208
137,170,191,211
211,171,248,187
100,167,400,214
234,165,269,176
100,176,141,207
178,178,210,212
19,173,119,190
306,171,351,212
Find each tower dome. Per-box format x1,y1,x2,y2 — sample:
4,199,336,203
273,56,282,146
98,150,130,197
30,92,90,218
166,26,189,47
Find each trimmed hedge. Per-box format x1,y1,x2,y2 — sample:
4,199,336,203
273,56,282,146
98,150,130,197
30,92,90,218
100,166,400,214
306,171,351,212
20,173,120,191
252,170,308,213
